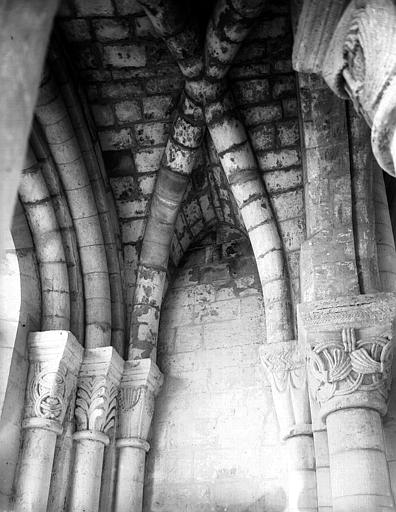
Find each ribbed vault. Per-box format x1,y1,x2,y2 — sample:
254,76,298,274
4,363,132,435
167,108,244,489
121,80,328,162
53,0,304,360
2,1,396,511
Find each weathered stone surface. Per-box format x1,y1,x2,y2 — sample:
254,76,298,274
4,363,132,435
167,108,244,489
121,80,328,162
75,0,114,16
298,293,396,511
145,231,287,511
6,1,396,512
103,45,146,68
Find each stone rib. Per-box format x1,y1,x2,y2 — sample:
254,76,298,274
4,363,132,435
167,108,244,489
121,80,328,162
205,91,294,343
35,66,111,349
19,147,70,332
30,122,85,345
49,44,125,357
129,93,205,360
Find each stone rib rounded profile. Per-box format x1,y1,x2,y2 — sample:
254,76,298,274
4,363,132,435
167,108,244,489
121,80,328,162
35,66,111,349
19,147,70,332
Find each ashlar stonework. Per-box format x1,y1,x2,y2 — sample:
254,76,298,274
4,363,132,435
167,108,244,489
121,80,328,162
1,1,396,512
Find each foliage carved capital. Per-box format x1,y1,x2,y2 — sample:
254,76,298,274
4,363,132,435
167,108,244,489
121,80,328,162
260,341,311,440
74,347,123,444
116,358,163,448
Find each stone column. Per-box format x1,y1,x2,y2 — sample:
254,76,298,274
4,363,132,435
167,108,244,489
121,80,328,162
114,358,163,512
299,293,396,512
14,330,83,512
260,341,317,512
68,347,123,512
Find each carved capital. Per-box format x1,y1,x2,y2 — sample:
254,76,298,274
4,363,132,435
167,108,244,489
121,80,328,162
298,293,396,420
74,347,123,445
23,331,83,435
293,0,396,176
260,341,311,440
117,358,163,449
321,0,396,176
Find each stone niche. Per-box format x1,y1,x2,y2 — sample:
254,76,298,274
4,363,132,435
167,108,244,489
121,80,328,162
144,225,288,512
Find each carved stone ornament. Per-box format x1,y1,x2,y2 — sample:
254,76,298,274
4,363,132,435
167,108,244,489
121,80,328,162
308,327,393,407
74,347,123,445
117,358,163,449
298,292,396,331
260,340,306,392
320,0,396,176
260,341,311,440
298,293,396,419
23,330,83,435
292,0,349,74
28,362,68,421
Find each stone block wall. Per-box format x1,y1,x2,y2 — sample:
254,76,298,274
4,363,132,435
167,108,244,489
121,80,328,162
144,227,287,511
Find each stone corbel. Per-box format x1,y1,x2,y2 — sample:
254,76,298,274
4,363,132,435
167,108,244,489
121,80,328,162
298,292,396,420
23,330,83,435
322,0,396,175
74,346,124,444
292,0,349,75
117,358,164,451
293,0,396,177
260,340,311,440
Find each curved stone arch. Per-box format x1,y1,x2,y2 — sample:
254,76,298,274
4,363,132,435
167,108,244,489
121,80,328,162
171,220,250,274
48,42,126,356
35,65,112,349
128,91,206,361
128,0,294,363
30,122,85,343
133,0,295,352
145,218,285,512
169,154,247,274
18,147,70,332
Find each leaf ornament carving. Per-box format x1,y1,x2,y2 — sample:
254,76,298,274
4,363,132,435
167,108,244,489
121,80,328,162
261,343,306,393
308,328,393,404
75,376,118,433
118,385,143,412
323,347,352,382
350,348,381,374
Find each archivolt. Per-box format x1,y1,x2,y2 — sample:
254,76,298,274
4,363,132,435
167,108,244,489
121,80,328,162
14,49,126,355
19,147,70,332
48,42,126,355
